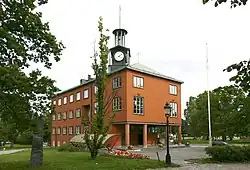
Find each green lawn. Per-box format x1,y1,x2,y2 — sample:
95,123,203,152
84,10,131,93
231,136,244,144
0,149,175,170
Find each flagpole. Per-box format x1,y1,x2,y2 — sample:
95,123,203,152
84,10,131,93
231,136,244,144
206,42,212,146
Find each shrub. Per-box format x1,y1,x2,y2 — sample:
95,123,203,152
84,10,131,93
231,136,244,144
205,145,250,162
58,142,87,152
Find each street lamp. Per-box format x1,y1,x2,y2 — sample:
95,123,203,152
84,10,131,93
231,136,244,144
164,102,172,164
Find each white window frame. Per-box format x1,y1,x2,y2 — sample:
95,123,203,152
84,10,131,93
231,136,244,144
69,110,73,119
63,96,67,104
75,126,80,135
75,108,81,118
69,126,73,135
57,141,60,147
133,76,144,88
170,85,177,95
76,92,81,101
62,112,67,120
52,128,56,134
94,86,98,94
133,96,144,115
57,127,61,135
52,141,55,147
83,89,89,99
52,114,56,121
94,102,98,114
113,77,121,89
169,102,178,117
62,127,67,135
53,100,56,105
58,98,62,106
69,94,74,103
57,113,61,120
112,97,122,111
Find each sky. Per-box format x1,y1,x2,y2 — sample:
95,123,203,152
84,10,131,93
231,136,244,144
36,0,250,117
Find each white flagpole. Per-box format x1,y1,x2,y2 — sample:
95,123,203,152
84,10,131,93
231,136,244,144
206,42,212,146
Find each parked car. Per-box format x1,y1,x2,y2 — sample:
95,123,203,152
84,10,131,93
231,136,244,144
212,140,228,146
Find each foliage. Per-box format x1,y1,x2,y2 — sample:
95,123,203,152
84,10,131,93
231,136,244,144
83,17,117,160
203,0,248,8
187,85,247,139
16,130,33,145
58,143,86,152
205,145,250,162
0,149,174,170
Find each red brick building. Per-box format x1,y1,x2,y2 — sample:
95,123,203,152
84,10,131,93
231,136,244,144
51,28,183,148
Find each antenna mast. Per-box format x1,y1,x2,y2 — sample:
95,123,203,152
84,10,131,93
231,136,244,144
119,5,121,28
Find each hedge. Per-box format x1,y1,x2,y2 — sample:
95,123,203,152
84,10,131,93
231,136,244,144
205,145,250,162
58,143,87,152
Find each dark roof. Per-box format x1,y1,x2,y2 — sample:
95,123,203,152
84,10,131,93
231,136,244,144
54,63,184,96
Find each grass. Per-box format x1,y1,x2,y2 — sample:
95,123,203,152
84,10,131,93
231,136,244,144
0,149,177,170
186,158,250,164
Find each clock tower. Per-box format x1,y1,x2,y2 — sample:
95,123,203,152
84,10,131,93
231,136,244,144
108,28,131,72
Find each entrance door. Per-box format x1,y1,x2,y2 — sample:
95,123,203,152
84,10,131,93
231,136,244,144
138,126,143,145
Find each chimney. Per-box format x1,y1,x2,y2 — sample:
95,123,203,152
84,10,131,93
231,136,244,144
88,74,91,80
80,79,86,85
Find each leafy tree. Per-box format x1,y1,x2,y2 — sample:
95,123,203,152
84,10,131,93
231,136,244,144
203,0,248,8
0,0,64,166
187,86,246,140
83,17,118,160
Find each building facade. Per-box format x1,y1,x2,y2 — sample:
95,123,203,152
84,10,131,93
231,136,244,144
51,28,183,148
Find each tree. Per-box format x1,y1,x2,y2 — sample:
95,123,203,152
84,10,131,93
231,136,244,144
203,0,248,8
83,16,117,160
187,85,246,140
0,0,64,166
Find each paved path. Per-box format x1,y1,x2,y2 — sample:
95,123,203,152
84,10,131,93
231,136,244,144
149,164,250,170
0,148,30,155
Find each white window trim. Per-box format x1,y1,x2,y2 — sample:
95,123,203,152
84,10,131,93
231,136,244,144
63,97,67,104
133,76,144,88
62,112,67,120
52,128,56,134
75,126,80,135
58,98,62,106
53,100,56,105
83,89,89,99
112,97,122,111
94,102,98,114
76,92,81,101
94,86,98,94
170,85,177,95
133,96,144,115
169,102,178,117
57,113,61,120
76,109,81,118
69,127,73,135
69,94,74,103
52,114,56,121
57,127,61,135
62,127,67,135
69,110,73,119
113,77,121,89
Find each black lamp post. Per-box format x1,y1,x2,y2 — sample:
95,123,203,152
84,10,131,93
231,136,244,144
164,102,172,164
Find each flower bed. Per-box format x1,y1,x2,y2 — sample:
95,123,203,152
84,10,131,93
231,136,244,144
108,150,150,159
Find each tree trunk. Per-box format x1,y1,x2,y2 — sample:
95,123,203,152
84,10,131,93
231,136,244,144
222,136,226,141
10,141,14,149
229,136,233,141
90,150,98,160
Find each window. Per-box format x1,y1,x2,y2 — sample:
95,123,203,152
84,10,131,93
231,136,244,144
52,141,55,147
76,92,81,101
53,100,56,105
83,89,89,99
70,94,74,103
94,102,98,114
58,98,62,106
75,108,81,118
170,102,177,117
62,112,67,120
133,76,144,88
69,110,73,119
52,128,56,134
134,96,144,115
62,127,67,135
113,77,121,89
52,114,56,121
94,86,98,94
112,97,122,111
75,126,81,135
57,113,61,120
69,126,73,135
57,141,60,147
57,127,61,135
63,97,67,104
170,85,177,95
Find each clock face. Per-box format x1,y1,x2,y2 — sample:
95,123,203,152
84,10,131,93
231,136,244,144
114,51,124,61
